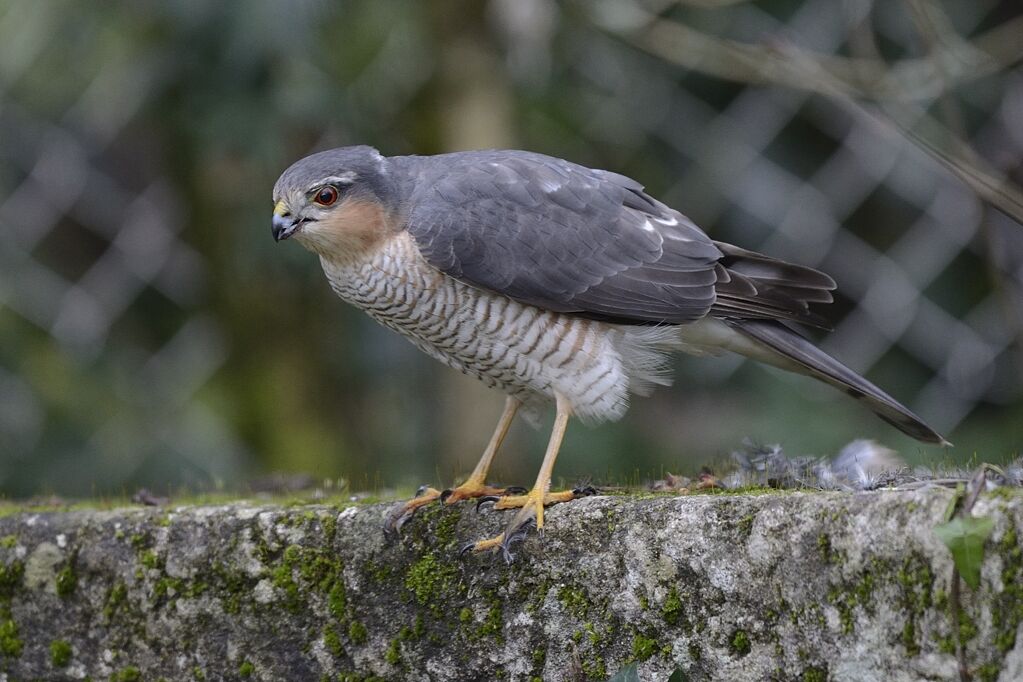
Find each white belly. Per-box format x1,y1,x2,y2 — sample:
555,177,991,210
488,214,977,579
318,233,679,423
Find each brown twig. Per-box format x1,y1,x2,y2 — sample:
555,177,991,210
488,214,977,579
629,11,1023,102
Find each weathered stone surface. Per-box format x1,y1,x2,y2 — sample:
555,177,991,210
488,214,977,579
0,488,1019,681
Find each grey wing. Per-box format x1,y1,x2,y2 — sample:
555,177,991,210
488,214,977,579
402,150,724,325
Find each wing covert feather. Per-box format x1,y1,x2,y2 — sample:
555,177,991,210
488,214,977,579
401,150,722,324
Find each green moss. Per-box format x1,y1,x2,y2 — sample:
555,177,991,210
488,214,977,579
662,586,682,625
977,662,1002,682
817,534,833,563
154,576,185,600
478,598,503,641
459,607,472,623
532,647,546,666
730,630,751,656
0,618,22,658
364,560,392,584
50,639,72,667
403,554,459,611
324,625,344,657
0,560,24,597
238,660,255,677
385,639,401,665
270,549,303,613
327,580,347,620
958,609,978,642
140,549,159,569
581,655,607,679
802,665,827,682
984,486,1023,501
111,667,142,682
854,572,875,604
431,509,461,548
412,614,425,639
737,514,755,538
557,585,588,618
826,587,855,635
632,633,657,661
0,536,16,549
104,581,128,620
993,525,1023,654
901,620,918,655
348,620,367,645
897,560,933,612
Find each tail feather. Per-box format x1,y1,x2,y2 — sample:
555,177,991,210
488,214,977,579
727,319,949,445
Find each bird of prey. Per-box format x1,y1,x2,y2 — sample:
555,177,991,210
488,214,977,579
271,146,948,556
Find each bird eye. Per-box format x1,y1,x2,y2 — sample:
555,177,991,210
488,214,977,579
313,185,339,206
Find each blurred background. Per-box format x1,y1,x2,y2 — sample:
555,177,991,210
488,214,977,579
0,0,1021,498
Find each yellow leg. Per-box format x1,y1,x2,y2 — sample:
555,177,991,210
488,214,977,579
442,397,520,504
384,397,521,536
465,392,574,558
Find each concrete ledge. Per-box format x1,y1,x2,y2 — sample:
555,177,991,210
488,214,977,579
0,488,1019,681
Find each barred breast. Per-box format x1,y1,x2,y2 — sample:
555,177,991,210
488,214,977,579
319,233,680,423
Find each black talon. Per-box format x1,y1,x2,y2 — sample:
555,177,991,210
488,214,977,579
573,485,598,497
415,484,431,497
439,489,453,503
500,519,535,563
459,541,477,557
383,509,410,540
394,511,413,533
476,495,501,512
503,486,527,496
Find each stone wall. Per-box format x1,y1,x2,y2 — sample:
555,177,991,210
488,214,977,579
0,488,1019,681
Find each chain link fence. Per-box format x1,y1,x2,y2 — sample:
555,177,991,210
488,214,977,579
0,0,1020,495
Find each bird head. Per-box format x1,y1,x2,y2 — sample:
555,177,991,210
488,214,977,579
271,145,398,259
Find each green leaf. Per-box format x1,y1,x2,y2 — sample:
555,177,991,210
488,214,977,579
934,515,995,589
942,483,964,523
607,663,641,682
668,669,688,682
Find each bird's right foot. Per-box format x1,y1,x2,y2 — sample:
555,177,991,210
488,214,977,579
383,481,526,539
383,485,442,538
441,480,526,505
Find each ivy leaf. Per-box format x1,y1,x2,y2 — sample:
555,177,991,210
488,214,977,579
934,515,995,589
668,669,689,682
607,663,641,682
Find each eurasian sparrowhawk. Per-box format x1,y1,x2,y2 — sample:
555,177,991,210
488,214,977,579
271,146,947,557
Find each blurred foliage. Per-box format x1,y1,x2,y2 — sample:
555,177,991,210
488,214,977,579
0,0,1020,497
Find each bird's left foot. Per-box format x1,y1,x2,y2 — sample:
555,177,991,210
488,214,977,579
462,485,597,561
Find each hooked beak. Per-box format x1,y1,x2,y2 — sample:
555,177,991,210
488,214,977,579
271,200,305,242
272,213,301,242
